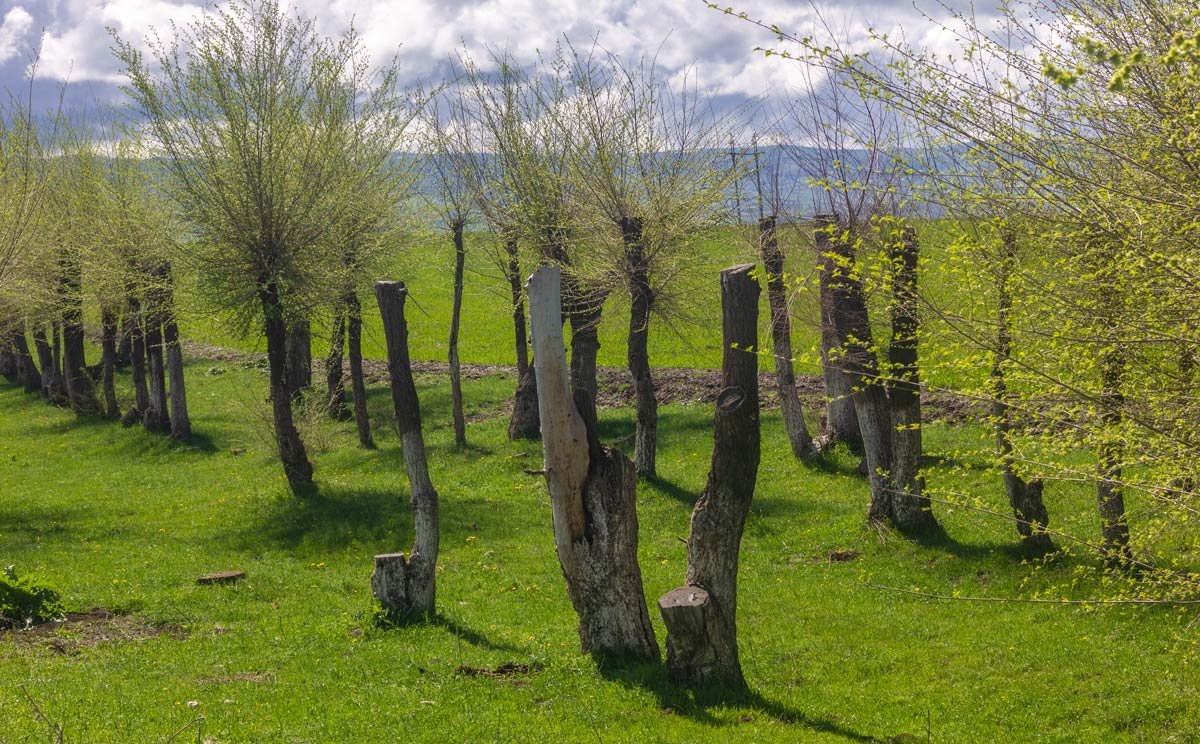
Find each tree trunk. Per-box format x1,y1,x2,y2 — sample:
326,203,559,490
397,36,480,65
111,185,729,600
624,217,659,477
547,240,606,428
993,233,1052,552
0,336,14,382
659,264,761,688
161,266,191,439
373,280,440,617
9,329,40,393
760,216,815,460
115,318,132,368
449,220,467,447
60,262,99,415
1098,342,1131,566
33,328,67,404
128,295,150,418
51,322,62,384
506,239,540,440
142,273,171,433
259,281,315,493
527,266,659,661
814,216,861,450
346,290,373,448
886,227,936,531
826,220,939,531
325,305,349,420
285,318,312,398
567,294,604,429
100,309,121,419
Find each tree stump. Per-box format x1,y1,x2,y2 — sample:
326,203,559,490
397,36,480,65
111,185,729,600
659,264,761,688
527,266,658,661
374,281,439,617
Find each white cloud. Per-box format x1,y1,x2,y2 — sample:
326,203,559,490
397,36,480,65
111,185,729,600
0,6,35,65
15,0,989,104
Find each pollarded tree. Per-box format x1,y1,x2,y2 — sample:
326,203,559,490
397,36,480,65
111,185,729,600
115,0,415,492
562,47,744,477
431,68,540,440
419,95,476,448
456,48,613,427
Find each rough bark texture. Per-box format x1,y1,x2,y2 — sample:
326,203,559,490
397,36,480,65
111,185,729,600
449,220,468,447
128,296,150,416
34,327,67,404
161,267,191,439
373,280,440,617
60,265,99,415
325,307,349,420
100,309,121,419
993,234,1053,552
1098,342,1131,566
527,266,658,661
546,240,605,428
9,329,40,393
346,291,373,448
506,239,540,440
142,275,171,432
284,319,312,398
760,216,815,460
826,221,938,532
814,216,861,449
886,228,937,531
259,281,314,493
659,264,761,688
0,336,15,381
623,217,659,477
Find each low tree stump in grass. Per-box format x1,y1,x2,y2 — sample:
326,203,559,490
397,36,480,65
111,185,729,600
370,553,415,612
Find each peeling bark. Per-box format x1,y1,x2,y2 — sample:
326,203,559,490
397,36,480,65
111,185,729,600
528,266,658,661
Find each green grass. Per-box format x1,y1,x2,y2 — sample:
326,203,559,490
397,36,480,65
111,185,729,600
1,356,1197,742
179,224,991,392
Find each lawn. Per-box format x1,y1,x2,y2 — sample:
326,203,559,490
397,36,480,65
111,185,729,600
1,351,1197,742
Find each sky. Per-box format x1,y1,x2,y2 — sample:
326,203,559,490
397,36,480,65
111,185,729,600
0,0,982,120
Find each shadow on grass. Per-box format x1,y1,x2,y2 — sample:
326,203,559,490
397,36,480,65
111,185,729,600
370,609,525,654
239,485,406,552
599,661,884,741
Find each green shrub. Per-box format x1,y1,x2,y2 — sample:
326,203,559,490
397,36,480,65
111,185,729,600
0,565,64,629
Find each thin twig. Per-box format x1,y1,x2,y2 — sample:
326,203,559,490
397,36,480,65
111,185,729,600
19,685,64,744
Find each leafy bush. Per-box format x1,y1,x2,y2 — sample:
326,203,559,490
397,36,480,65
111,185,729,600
0,565,64,629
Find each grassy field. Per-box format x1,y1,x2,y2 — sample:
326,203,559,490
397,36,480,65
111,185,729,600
1,352,1197,742
179,223,991,393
